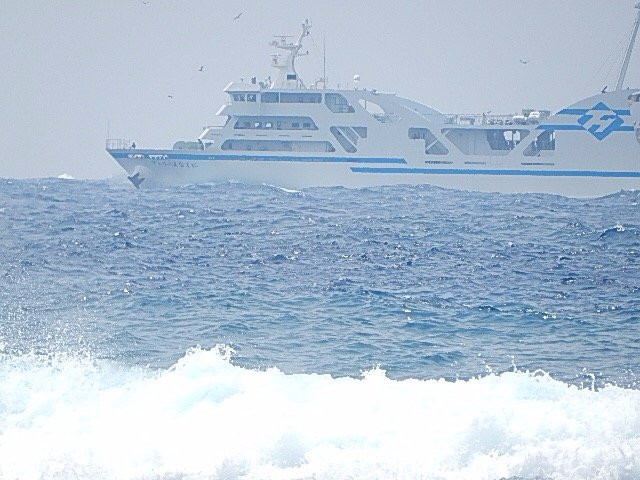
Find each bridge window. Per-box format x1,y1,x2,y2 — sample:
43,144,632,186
280,92,322,103
260,92,323,104
247,94,257,102
325,93,355,113
261,92,279,103
232,93,246,102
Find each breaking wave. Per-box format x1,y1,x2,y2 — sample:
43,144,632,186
1,346,639,480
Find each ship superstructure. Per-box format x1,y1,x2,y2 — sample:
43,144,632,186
107,8,640,197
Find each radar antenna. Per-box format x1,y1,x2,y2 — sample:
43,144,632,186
615,2,640,91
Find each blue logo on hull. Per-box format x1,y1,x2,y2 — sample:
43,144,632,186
539,102,634,140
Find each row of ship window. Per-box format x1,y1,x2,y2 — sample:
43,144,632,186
231,92,356,113
218,126,554,156
222,140,336,152
232,93,258,102
235,119,316,130
232,92,321,103
408,127,555,155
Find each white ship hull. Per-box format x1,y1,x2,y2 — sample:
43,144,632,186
111,153,640,197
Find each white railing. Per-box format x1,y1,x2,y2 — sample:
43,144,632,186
442,112,550,127
106,138,135,150
201,126,224,137
444,114,517,126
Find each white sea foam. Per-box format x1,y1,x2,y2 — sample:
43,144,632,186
57,173,75,180
1,346,639,480
264,183,303,194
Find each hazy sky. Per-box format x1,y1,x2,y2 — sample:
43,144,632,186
1,1,639,179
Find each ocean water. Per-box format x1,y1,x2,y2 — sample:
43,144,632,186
1,178,639,479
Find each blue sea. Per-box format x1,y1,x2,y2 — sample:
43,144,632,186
1,177,639,479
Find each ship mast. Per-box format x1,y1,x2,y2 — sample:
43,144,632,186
270,20,311,90
615,2,640,91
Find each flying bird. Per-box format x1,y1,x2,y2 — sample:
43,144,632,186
233,12,243,21
519,59,529,65
142,1,150,4
198,65,205,72
167,95,173,99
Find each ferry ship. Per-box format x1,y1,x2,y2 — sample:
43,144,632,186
107,5,640,197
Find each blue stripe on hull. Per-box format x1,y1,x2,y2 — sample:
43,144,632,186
538,125,634,132
557,108,632,116
350,167,640,178
108,150,406,164
109,150,640,178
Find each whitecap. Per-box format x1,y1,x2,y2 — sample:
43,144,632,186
264,183,303,194
1,346,639,479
